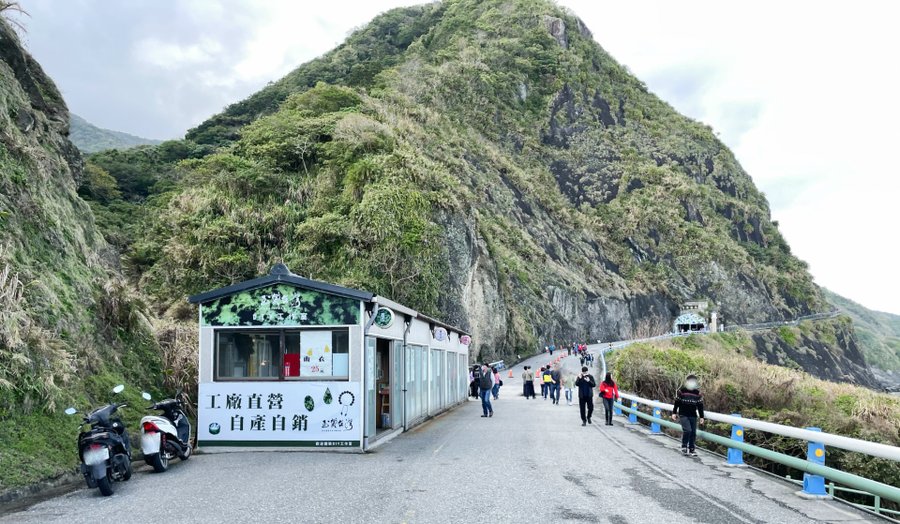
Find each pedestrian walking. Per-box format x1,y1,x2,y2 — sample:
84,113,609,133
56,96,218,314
562,373,575,406
541,366,552,400
522,366,536,399
549,344,554,356
598,372,619,426
492,367,502,400
479,363,494,418
671,374,705,456
549,365,561,404
575,366,596,426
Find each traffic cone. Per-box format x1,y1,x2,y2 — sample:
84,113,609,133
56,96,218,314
508,369,513,378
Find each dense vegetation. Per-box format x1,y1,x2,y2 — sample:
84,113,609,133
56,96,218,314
611,331,900,500
69,114,161,154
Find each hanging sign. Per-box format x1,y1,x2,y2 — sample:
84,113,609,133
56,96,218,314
373,307,395,329
434,327,448,341
460,335,471,346
198,382,361,447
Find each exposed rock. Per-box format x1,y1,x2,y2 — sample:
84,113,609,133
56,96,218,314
750,319,879,388
15,108,33,132
543,15,568,49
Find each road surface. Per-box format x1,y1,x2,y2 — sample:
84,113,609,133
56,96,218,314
2,351,880,523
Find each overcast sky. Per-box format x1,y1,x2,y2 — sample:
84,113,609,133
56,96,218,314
12,0,900,314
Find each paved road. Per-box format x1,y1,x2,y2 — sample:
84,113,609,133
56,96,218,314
2,352,880,523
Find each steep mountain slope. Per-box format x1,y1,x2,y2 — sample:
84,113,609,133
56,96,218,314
823,289,900,372
131,0,825,363
69,113,161,153
0,18,162,489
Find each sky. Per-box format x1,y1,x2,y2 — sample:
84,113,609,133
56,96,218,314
10,0,900,314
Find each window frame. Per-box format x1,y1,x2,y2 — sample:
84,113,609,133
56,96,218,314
213,327,351,382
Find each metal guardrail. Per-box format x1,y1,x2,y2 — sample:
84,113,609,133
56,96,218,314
613,392,900,511
618,393,900,462
781,475,900,519
722,310,841,333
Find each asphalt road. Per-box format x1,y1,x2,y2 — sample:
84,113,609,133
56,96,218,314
2,351,881,523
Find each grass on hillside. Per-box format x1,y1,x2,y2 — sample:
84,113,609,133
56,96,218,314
610,335,900,503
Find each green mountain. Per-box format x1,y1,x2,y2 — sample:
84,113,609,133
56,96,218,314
69,113,161,153
141,0,825,352
823,289,900,372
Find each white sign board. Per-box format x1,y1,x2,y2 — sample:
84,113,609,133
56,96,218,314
198,382,361,447
300,330,332,376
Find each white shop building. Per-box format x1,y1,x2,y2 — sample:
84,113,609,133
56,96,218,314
189,263,471,450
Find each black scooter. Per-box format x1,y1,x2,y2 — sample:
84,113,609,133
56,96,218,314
64,384,133,496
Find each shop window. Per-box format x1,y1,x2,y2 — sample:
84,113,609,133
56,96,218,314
216,332,281,380
284,329,349,379
215,329,349,381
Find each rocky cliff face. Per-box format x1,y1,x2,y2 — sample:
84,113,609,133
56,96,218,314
750,318,879,388
0,18,114,350
0,18,166,490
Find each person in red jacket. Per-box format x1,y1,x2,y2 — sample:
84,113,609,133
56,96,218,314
598,373,619,426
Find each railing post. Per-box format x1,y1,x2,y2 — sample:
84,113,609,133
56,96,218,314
726,413,745,466
628,399,639,424
650,401,661,434
799,427,831,499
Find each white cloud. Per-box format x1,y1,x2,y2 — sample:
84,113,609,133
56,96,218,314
132,37,224,70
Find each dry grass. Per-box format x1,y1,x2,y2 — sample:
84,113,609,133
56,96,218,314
154,320,199,419
615,337,900,446
0,246,73,410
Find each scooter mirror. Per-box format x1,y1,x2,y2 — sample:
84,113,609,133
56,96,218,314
141,392,152,401
64,407,77,415
112,384,125,394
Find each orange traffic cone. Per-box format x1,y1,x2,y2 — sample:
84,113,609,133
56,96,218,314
508,369,513,378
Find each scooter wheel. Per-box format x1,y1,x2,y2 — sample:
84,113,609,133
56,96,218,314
97,476,114,496
148,451,168,473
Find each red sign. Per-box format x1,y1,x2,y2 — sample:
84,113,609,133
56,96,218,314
284,353,300,377
460,335,471,345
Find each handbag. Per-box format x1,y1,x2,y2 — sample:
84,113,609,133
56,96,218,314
499,380,504,386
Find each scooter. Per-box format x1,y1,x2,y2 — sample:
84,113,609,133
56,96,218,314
64,384,133,496
140,389,192,472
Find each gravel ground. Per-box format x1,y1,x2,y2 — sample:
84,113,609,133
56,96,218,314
1,351,881,523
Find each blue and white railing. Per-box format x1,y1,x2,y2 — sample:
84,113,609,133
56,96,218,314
614,392,900,516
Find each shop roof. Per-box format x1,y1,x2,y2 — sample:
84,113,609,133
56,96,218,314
187,263,374,304
188,263,471,338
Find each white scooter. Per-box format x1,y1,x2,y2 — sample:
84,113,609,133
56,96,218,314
140,390,192,472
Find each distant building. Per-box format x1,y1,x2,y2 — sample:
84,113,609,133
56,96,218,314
673,300,717,333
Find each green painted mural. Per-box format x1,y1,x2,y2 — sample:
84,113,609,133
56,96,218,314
200,284,360,327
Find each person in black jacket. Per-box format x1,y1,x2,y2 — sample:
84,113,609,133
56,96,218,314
574,367,596,426
671,374,705,457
